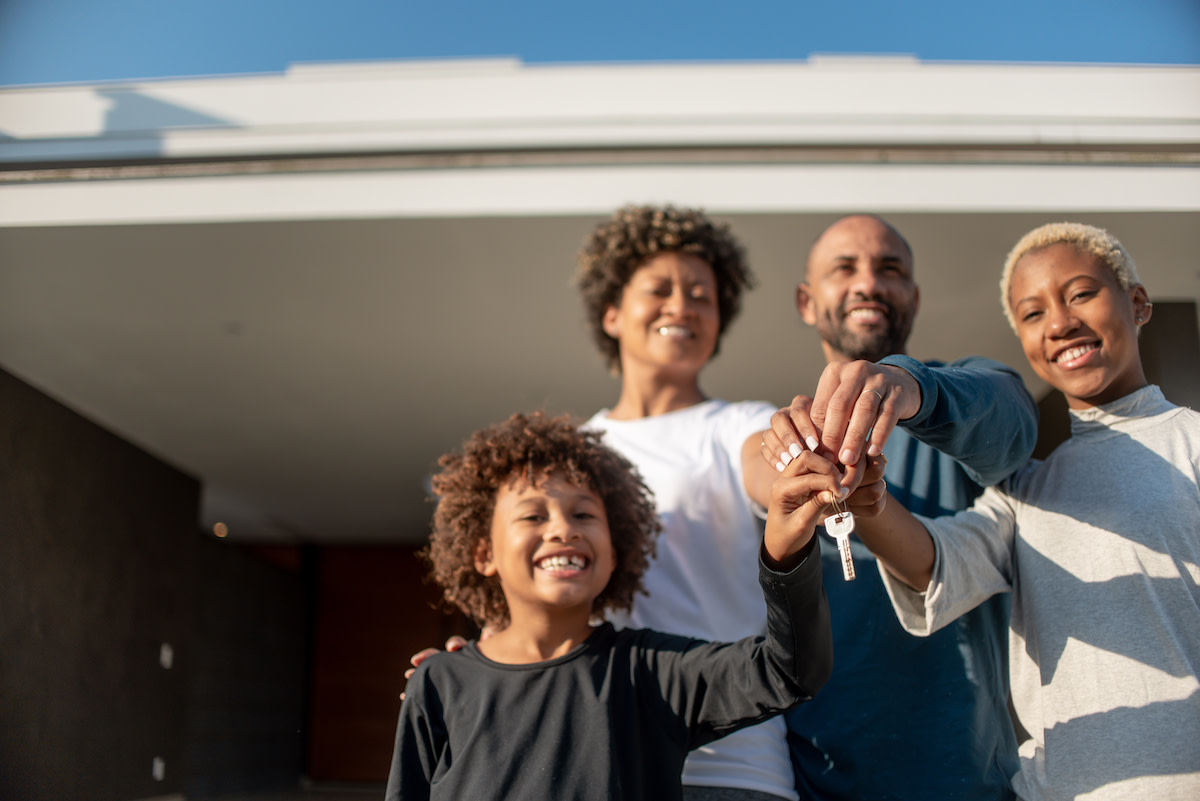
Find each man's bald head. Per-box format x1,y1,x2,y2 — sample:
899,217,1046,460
798,215,919,363
805,215,913,281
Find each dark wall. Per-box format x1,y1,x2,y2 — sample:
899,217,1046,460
180,540,307,798
0,368,306,800
1142,300,1200,411
306,547,474,784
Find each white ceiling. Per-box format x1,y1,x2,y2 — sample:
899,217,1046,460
3,59,1198,544
3,209,1198,544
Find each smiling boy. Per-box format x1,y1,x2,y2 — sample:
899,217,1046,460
386,411,860,801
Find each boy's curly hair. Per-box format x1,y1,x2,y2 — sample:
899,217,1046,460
423,411,660,630
576,205,755,373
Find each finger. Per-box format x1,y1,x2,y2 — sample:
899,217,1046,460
859,453,888,485
815,372,863,464
775,451,846,510
809,363,840,432
839,388,888,466
761,426,787,472
864,389,902,458
404,667,416,680
445,635,468,652
778,448,840,479
785,396,821,454
768,401,812,471
837,455,867,495
847,480,889,517
409,647,441,667
772,470,846,515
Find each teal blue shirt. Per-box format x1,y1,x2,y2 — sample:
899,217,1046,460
787,355,1037,801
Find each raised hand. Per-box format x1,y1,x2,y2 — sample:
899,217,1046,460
763,449,871,569
762,361,921,471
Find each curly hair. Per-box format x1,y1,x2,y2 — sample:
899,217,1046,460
576,205,755,373
1000,222,1141,332
423,411,661,630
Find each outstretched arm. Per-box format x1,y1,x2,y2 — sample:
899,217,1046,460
877,355,1037,487
760,360,923,472
762,356,1036,488
848,491,936,591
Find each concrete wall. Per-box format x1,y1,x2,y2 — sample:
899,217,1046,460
0,368,306,800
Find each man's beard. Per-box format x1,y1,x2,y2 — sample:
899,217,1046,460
818,300,914,363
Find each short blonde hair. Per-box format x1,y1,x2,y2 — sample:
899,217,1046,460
999,222,1141,331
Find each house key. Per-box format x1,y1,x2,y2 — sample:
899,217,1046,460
824,498,856,581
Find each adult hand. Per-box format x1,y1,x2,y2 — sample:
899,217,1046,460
763,362,921,470
846,453,888,518
400,635,468,700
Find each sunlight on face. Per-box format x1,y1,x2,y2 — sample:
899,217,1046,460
479,472,616,622
1008,243,1149,410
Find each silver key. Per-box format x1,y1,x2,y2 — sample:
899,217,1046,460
824,500,857,581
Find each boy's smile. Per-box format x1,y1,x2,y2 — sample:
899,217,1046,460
477,471,616,623
535,552,590,573
1008,243,1150,410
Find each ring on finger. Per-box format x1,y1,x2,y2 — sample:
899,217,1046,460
866,389,885,403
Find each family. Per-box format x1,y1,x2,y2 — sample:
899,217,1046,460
387,208,1200,800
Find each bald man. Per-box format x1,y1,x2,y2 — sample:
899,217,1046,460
763,215,1037,801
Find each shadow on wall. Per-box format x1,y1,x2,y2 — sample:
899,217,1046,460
97,88,237,136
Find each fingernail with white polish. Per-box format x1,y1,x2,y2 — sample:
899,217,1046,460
780,451,793,466
775,461,785,472
806,436,820,451
789,443,802,458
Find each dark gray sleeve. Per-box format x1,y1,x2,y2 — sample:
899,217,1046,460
385,673,438,801
637,542,833,750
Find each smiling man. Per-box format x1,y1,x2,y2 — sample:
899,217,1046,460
800,215,918,367
767,214,1040,801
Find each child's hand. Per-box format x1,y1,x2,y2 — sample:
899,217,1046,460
763,450,856,569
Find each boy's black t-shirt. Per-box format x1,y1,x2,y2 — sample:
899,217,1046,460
386,550,831,801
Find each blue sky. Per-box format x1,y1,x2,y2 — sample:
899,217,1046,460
1,0,1198,87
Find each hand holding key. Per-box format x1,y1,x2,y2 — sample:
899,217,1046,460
827,455,889,581
764,446,888,578
763,448,883,572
